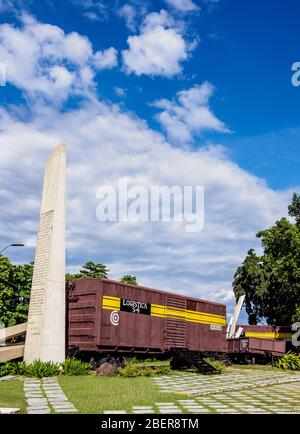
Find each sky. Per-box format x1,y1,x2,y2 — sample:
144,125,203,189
0,0,299,321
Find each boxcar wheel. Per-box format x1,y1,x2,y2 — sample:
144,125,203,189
170,357,187,370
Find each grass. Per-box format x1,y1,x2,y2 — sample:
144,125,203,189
0,380,26,414
58,374,190,414
1,364,297,414
228,364,298,375
132,360,171,367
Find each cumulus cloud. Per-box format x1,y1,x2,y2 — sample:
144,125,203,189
0,14,117,104
122,10,195,77
0,98,293,314
164,0,200,13
93,47,118,69
0,13,295,317
153,82,229,144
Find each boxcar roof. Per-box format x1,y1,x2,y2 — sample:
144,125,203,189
69,277,226,308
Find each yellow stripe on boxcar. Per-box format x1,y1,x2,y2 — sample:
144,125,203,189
245,332,293,339
102,296,226,327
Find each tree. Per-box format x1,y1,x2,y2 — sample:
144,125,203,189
233,193,300,325
1,257,138,326
120,275,138,285
233,249,267,324
0,255,33,327
288,192,300,227
66,261,109,281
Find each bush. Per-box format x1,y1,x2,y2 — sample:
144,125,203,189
0,362,12,377
62,358,91,376
273,352,300,370
25,360,61,378
0,361,30,377
0,361,28,376
203,358,226,374
118,361,171,377
0,358,92,378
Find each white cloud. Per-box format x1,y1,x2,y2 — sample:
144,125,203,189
71,0,107,21
0,14,117,104
0,97,294,314
117,1,149,31
93,47,118,70
114,86,127,97
122,10,195,77
0,14,296,317
153,82,229,144
117,4,137,31
165,0,200,13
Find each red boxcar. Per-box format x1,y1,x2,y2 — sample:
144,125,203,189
227,337,286,359
237,325,293,341
67,278,227,357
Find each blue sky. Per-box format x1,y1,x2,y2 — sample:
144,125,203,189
1,0,300,188
0,0,299,319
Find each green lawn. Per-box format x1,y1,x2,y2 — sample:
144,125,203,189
59,374,189,414
0,364,297,414
228,364,298,375
0,380,26,413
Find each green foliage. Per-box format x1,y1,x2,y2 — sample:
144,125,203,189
0,361,20,377
233,193,300,325
273,352,300,370
23,360,61,378
0,360,60,378
62,358,91,376
0,254,138,326
0,358,92,378
288,192,300,227
0,255,33,327
66,261,109,281
118,361,171,377
233,249,267,324
120,275,138,285
203,358,226,374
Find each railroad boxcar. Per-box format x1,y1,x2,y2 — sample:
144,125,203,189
227,337,286,363
227,324,294,363
67,278,227,368
238,325,293,341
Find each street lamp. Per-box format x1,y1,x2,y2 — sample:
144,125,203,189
0,243,25,254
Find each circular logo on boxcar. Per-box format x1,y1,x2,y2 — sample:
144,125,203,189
110,310,119,326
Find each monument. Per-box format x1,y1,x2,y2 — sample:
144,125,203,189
24,144,66,363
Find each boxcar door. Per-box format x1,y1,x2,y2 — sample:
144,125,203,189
165,296,187,349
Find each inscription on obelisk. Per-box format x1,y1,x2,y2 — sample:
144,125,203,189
24,144,66,363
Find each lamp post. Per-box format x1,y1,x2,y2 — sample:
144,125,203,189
0,243,25,255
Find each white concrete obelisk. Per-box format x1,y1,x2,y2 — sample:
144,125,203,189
24,144,66,363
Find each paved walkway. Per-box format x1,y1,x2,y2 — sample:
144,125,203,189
24,377,77,414
103,372,300,414
153,371,300,395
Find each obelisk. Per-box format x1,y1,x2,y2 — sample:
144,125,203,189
24,144,66,363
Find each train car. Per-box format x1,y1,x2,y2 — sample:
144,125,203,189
67,278,227,370
227,324,293,363
239,325,293,341
227,337,286,364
